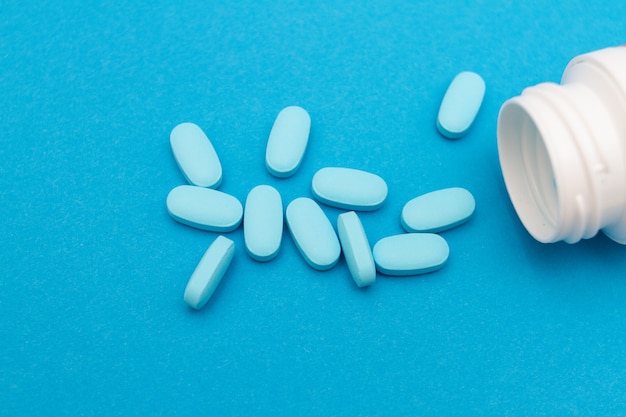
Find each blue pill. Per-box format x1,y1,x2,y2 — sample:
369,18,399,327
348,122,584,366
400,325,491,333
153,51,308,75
337,211,376,287
373,233,449,276
401,187,475,233
285,197,340,270
184,235,235,310
265,106,311,178
312,167,388,211
244,185,283,262
437,71,485,139
166,185,243,232
170,122,222,187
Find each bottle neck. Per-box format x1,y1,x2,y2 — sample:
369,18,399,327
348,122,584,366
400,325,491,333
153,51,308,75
498,46,626,244
498,79,624,243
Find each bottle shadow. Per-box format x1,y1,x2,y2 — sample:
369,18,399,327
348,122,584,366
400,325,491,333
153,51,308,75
519,229,626,285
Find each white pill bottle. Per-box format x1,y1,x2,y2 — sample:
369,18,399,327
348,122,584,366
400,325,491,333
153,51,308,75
497,46,626,244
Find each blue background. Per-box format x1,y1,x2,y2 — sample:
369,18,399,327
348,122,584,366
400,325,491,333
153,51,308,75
2,1,626,415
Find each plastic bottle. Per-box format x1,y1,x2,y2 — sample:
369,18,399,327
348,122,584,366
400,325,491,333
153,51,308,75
497,46,626,244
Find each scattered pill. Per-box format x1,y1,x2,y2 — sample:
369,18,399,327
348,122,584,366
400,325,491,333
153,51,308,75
312,167,388,211
437,71,485,139
373,233,449,276
170,122,222,187
243,185,283,262
337,211,376,287
265,106,311,178
166,185,243,232
184,235,235,310
402,187,475,233
285,197,340,270
167,87,480,303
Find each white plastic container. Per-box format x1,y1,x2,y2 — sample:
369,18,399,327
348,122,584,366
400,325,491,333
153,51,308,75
497,46,626,244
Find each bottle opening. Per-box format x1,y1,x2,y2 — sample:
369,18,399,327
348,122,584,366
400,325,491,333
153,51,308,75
498,101,560,242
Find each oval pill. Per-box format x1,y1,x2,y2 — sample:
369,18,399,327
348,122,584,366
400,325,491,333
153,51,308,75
166,185,243,232
312,167,388,211
402,187,475,233
170,122,222,187
285,197,340,270
184,235,235,310
337,211,376,287
244,185,283,262
265,106,311,178
373,233,449,276
437,71,486,139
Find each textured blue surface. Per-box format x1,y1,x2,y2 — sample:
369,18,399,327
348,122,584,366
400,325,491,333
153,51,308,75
2,1,626,416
